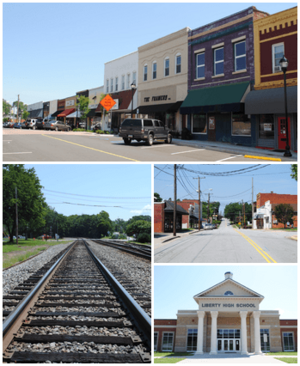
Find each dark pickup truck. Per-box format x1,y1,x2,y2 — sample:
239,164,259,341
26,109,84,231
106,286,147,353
119,118,172,146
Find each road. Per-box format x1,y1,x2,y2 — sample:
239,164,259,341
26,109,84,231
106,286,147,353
2,129,284,162
154,218,297,263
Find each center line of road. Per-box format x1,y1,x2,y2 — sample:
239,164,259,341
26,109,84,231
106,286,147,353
217,155,242,162
234,229,277,263
3,152,32,155
42,135,140,162
171,149,204,155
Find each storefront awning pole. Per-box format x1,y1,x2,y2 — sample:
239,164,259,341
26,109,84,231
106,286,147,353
173,164,177,236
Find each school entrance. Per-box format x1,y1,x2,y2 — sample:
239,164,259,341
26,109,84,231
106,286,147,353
217,329,240,352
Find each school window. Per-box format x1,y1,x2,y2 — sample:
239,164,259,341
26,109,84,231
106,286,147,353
232,113,251,136
214,47,224,75
115,77,118,92
234,41,246,71
282,332,294,351
187,329,198,351
192,114,207,134
154,332,158,351
260,329,270,352
162,332,174,352
144,65,148,81
272,43,284,73
153,62,157,79
176,54,181,74
110,78,113,93
165,58,170,77
196,53,205,78
122,75,125,90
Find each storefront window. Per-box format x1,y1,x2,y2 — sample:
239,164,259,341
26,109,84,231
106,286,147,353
192,114,207,134
259,115,274,139
162,332,174,351
260,329,270,352
232,114,251,136
166,113,175,131
187,329,198,351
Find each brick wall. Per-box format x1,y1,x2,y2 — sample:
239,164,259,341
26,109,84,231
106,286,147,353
257,193,297,208
154,203,165,233
154,320,177,352
177,199,199,228
280,320,298,351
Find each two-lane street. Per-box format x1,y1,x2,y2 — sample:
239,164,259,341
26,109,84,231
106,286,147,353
154,218,297,263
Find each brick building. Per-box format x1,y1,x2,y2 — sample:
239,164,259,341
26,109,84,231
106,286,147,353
154,272,297,354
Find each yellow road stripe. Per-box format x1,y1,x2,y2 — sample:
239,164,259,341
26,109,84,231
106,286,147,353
42,135,140,162
234,229,277,263
244,155,281,162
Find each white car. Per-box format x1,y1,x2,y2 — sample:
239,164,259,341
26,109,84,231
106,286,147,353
203,224,214,230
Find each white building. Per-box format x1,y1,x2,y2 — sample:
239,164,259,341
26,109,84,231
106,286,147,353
253,200,272,230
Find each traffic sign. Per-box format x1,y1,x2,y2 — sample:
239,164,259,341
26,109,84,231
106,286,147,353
100,95,116,112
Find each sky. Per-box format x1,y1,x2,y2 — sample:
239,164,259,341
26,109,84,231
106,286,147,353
3,2,296,106
154,164,297,214
154,265,298,319
24,164,151,220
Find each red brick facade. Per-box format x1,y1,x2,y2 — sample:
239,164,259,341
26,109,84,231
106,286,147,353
177,199,199,228
154,319,177,352
154,203,165,233
280,320,298,351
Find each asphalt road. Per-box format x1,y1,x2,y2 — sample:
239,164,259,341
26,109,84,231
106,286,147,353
154,218,297,263
3,129,276,162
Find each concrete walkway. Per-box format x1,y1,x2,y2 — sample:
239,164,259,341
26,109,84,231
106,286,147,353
172,138,297,161
169,353,290,363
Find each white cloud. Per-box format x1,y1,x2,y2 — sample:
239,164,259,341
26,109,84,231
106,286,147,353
130,204,151,215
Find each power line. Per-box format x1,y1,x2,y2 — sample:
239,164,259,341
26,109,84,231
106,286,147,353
42,189,149,200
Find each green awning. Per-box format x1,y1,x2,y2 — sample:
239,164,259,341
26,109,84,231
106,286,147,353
180,82,250,114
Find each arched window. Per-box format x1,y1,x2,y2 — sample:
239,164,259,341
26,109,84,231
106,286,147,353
164,57,170,77
175,53,181,74
152,61,157,79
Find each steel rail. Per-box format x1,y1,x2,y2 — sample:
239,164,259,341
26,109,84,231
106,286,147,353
93,239,151,260
84,241,151,349
3,241,76,350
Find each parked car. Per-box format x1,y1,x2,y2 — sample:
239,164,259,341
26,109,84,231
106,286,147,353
20,121,29,129
7,121,15,128
3,122,9,128
26,119,38,129
13,122,22,129
203,223,214,230
44,120,71,131
35,118,45,130
79,122,86,129
119,118,172,146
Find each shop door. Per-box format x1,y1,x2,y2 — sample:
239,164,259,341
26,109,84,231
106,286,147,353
208,115,216,141
257,219,264,229
278,117,291,150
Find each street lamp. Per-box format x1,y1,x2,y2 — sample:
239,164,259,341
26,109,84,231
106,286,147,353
131,82,136,118
279,56,292,157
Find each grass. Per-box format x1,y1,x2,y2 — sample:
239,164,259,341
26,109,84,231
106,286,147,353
154,353,193,357
154,359,185,364
267,353,297,356
275,358,298,364
4,248,45,268
271,228,297,232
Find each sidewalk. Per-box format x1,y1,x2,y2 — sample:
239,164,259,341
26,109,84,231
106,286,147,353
172,138,297,161
154,230,198,249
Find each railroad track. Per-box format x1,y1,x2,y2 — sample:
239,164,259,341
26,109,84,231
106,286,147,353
92,240,151,260
3,240,151,363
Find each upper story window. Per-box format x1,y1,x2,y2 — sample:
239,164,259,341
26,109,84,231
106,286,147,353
234,41,246,71
122,75,125,90
110,78,113,93
175,54,181,74
127,73,130,89
144,65,148,81
132,71,136,85
214,47,224,76
106,79,109,93
165,58,170,77
152,62,157,79
196,52,205,78
115,77,118,92
272,43,284,73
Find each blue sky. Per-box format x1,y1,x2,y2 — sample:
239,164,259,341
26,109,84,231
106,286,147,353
3,2,296,105
154,164,297,214
24,164,151,220
154,265,298,319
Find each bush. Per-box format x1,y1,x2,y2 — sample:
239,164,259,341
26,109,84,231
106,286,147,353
96,130,105,134
119,233,127,239
3,118,10,123
137,233,151,243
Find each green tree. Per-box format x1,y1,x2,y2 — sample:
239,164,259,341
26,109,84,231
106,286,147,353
274,204,294,229
154,192,163,202
77,95,90,122
126,220,151,237
22,110,29,121
3,100,11,116
224,202,252,223
202,201,220,219
291,164,297,181
3,165,46,243
97,211,112,238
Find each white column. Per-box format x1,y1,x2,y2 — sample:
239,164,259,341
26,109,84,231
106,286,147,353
253,311,262,355
240,311,248,355
196,311,205,354
209,311,218,354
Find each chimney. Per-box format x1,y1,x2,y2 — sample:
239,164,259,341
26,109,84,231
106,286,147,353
271,191,273,194
225,272,233,279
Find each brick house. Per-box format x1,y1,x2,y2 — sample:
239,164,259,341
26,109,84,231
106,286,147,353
154,272,297,353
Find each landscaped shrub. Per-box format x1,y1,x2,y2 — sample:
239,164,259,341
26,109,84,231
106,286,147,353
137,233,151,243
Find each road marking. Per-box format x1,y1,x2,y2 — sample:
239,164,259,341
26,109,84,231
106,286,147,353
244,155,282,162
234,229,277,263
3,152,32,155
216,155,242,162
141,145,174,149
42,135,140,162
171,149,204,155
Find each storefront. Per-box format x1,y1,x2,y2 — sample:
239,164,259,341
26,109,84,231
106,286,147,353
155,272,294,354
154,201,189,233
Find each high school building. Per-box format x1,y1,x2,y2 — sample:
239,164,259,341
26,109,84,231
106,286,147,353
154,272,297,354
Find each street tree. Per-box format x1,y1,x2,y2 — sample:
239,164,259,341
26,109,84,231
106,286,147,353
274,204,294,229
126,220,151,237
97,211,112,238
77,95,90,123
154,192,163,202
22,110,29,121
291,165,297,181
3,100,11,116
3,165,46,243
224,202,252,223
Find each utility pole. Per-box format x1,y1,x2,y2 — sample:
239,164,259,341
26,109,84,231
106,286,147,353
16,94,20,123
15,187,18,245
252,177,254,227
173,164,177,237
193,176,205,230
207,193,210,223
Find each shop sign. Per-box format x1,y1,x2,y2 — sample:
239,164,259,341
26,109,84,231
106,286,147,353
264,123,272,131
66,100,75,107
144,95,168,103
201,303,256,308
209,117,216,130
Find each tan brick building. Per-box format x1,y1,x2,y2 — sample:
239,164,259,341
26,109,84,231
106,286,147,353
154,272,297,354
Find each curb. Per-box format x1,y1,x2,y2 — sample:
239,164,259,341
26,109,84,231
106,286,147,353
244,155,281,162
162,236,181,243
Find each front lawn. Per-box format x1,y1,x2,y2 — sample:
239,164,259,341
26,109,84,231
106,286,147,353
267,352,297,356
271,228,297,232
275,358,298,364
154,359,185,364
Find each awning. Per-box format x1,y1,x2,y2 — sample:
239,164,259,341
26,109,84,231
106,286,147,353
138,101,182,114
164,201,189,215
245,86,297,115
51,110,63,117
86,109,96,117
180,82,249,114
29,109,43,118
254,214,265,219
65,111,82,118
57,108,75,117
